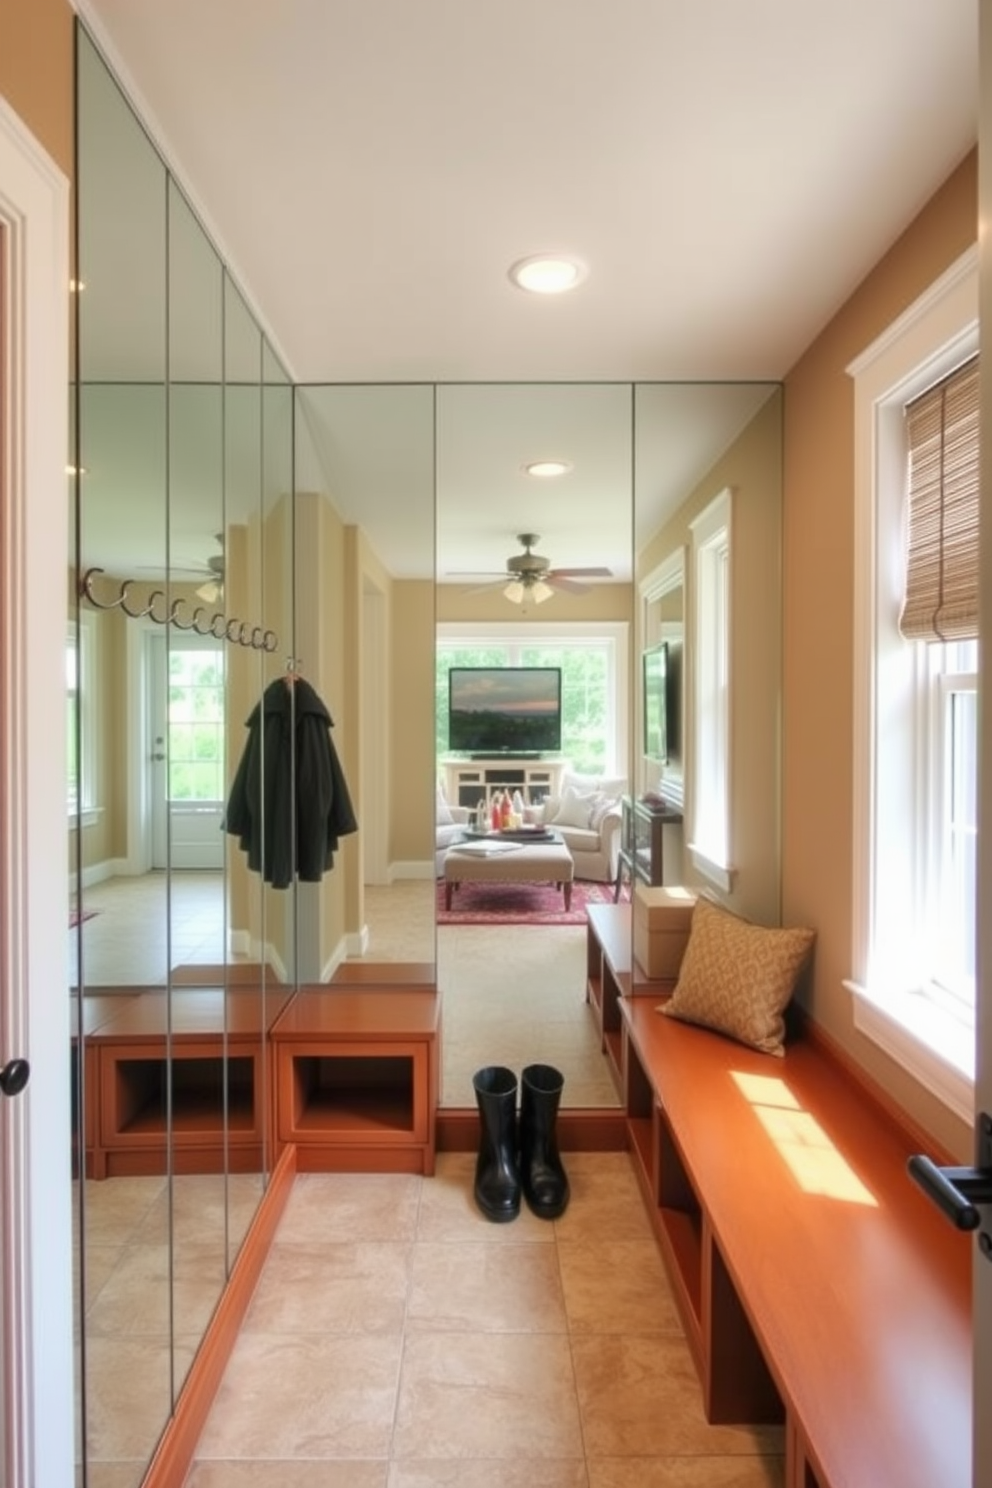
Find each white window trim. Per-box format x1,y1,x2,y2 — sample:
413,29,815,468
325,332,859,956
69,607,102,825
639,547,685,809
687,489,734,891
436,620,629,779
846,246,978,1123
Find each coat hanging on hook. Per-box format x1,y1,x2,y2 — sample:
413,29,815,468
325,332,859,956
225,676,357,889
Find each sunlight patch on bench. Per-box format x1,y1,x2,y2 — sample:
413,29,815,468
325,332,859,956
731,1071,878,1206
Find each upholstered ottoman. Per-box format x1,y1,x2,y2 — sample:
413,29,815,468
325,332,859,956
443,838,574,911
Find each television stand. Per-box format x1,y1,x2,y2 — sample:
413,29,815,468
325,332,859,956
443,758,567,810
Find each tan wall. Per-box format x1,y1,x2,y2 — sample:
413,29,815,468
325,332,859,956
782,150,977,1157
391,580,437,865
638,392,784,926
0,0,73,177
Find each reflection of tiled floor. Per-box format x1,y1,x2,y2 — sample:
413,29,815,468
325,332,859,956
183,1154,786,1488
75,1172,263,1488
70,871,229,987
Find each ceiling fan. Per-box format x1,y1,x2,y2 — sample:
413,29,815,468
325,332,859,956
450,532,613,605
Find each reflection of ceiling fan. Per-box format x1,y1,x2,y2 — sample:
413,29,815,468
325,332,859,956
450,532,613,605
194,545,224,606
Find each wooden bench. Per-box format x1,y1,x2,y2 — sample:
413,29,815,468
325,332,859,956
618,991,972,1488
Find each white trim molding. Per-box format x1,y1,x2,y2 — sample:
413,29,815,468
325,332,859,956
847,247,978,1114
0,94,73,1488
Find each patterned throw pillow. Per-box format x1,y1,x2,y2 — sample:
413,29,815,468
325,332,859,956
660,897,815,1056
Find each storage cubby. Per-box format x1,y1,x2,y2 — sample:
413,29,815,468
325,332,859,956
88,987,289,1178
657,1108,703,1334
288,1053,416,1136
271,987,440,1174
112,1055,255,1136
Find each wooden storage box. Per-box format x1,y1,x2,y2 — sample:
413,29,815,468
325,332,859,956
632,884,697,979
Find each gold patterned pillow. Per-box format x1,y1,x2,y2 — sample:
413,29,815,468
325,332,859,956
660,897,815,1056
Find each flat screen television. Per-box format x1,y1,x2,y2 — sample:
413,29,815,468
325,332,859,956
642,641,681,766
448,666,562,756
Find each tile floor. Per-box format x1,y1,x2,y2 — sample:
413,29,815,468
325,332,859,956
182,1153,785,1488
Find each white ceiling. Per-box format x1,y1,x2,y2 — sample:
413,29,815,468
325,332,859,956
77,0,977,581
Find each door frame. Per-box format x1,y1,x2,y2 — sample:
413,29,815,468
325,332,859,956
0,97,73,1486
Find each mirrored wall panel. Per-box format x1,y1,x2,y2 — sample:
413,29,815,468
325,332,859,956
72,25,294,1486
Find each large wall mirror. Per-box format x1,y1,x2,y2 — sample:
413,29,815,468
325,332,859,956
71,26,294,1485
71,23,784,1485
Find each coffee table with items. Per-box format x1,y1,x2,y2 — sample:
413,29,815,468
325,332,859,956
442,829,575,912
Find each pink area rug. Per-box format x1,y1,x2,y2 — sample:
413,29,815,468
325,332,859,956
69,908,99,928
436,877,626,927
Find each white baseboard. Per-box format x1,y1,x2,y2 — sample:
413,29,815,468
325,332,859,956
229,929,251,958
70,856,128,894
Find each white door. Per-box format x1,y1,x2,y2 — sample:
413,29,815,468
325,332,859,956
975,7,992,1480
0,98,73,1487
149,632,227,870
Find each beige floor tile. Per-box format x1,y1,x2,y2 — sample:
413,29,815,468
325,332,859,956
78,1462,151,1488
243,1241,412,1334
391,1331,583,1460
84,1334,196,1459
80,1175,166,1247
552,1153,654,1242
414,1154,553,1242
134,1173,234,1246
276,1172,422,1244
388,1463,589,1487
407,1241,567,1332
586,1459,786,1488
195,1332,403,1459
557,1238,682,1334
186,1464,389,1488
85,1242,226,1338
571,1335,784,1459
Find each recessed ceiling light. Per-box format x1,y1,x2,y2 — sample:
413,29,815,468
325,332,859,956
509,256,587,295
525,460,572,478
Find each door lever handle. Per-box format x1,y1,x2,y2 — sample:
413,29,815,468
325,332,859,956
908,1112,992,1235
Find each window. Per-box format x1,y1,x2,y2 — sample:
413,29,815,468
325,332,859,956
688,489,733,890
848,248,978,1118
167,646,226,802
436,622,627,777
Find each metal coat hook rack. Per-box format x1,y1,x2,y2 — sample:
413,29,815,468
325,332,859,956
79,567,279,652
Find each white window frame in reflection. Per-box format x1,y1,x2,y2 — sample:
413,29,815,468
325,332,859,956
688,488,733,891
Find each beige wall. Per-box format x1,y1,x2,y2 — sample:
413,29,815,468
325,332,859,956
0,0,73,177
391,579,436,865
782,150,977,1157
638,392,784,926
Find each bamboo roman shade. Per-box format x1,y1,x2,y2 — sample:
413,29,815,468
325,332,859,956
899,355,979,642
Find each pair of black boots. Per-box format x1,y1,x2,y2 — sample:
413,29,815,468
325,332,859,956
472,1063,570,1223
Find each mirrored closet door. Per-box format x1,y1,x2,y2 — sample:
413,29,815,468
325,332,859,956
71,24,294,1485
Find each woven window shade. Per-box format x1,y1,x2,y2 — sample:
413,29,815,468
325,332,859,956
899,355,979,642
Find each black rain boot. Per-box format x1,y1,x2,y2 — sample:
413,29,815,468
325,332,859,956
519,1063,570,1219
472,1065,521,1223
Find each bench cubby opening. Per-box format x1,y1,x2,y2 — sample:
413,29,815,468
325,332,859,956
289,1054,416,1135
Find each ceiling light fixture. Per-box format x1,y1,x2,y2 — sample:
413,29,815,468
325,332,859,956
508,255,586,295
525,460,572,478
504,577,554,606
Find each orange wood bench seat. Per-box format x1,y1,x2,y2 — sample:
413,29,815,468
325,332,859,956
618,994,972,1488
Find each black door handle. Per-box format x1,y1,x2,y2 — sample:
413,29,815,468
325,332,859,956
0,1058,30,1098
908,1113,992,1235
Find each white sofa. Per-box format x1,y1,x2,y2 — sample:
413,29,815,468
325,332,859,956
530,772,627,883
435,789,472,876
